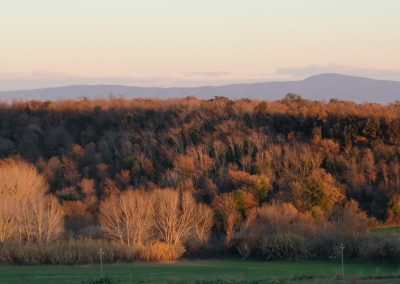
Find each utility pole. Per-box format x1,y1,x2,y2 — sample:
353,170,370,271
339,243,345,281
98,248,104,278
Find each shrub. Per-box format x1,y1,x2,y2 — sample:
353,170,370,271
0,240,133,265
358,235,400,261
257,233,309,259
135,242,185,262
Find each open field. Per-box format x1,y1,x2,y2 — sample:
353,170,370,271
371,226,400,235
0,259,400,284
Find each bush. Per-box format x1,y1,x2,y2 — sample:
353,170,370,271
135,242,185,262
311,232,371,259
0,239,187,264
359,235,400,261
0,240,133,265
257,233,309,259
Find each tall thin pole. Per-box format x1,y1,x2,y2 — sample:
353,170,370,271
99,248,104,278
340,243,345,281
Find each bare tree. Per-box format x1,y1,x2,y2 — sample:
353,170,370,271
29,195,65,242
98,194,126,245
120,189,154,245
0,157,64,242
99,189,154,246
193,203,214,244
100,187,214,247
0,195,16,241
152,189,183,245
152,189,211,245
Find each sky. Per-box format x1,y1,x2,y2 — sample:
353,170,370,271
1,0,400,90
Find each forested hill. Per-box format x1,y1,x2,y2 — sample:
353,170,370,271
1,95,400,226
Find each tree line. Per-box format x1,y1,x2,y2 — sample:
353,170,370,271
1,95,400,263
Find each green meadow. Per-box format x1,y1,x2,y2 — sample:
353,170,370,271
371,226,400,235
1,259,399,284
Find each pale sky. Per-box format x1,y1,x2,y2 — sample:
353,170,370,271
1,0,400,90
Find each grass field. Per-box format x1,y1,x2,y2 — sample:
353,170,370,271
0,259,400,284
371,226,400,235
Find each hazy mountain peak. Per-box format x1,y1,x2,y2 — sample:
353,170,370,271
304,73,370,81
0,73,399,104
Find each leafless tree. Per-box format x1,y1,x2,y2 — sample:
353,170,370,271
152,189,191,245
99,189,154,246
98,194,126,244
100,187,213,247
153,189,211,245
30,195,64,242
0,195,16,241
193,203,214,244
0,157,64,242
120,189,154,245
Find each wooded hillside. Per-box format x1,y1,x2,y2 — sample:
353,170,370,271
1,95,400,262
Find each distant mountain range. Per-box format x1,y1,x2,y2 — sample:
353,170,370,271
0,73,399,104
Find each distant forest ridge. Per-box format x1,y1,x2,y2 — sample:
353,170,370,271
1,73,400,103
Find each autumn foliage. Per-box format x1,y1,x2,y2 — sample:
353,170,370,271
1,96,400,262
